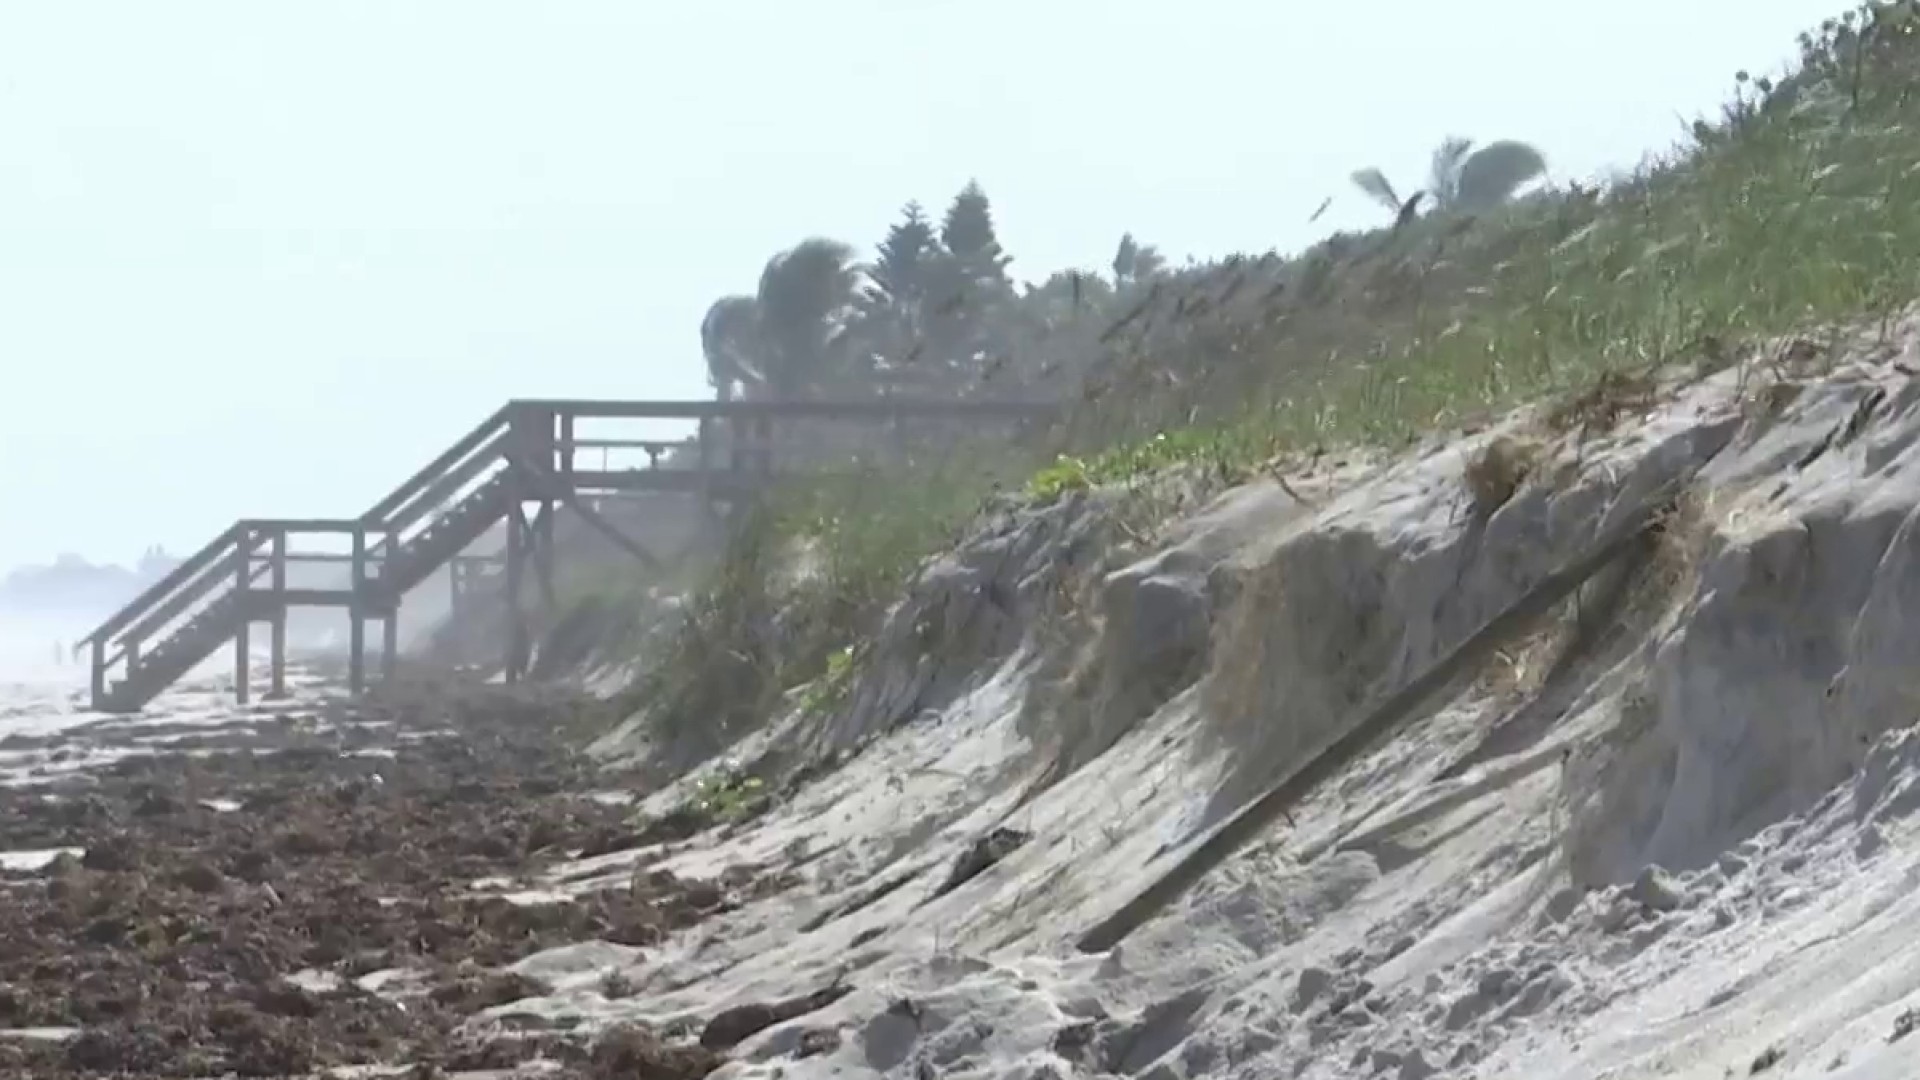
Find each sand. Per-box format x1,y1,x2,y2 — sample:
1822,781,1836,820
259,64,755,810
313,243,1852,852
10,330,1920,1077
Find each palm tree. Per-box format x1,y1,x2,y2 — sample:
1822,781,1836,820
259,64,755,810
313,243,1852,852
1352,136,1547,223
754,238,865,399
700,295,766,402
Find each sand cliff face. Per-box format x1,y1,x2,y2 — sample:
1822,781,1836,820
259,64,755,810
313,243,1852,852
558,323,1920,1079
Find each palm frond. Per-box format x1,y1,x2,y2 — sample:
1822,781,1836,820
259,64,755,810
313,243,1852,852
1427,135,1475,207
1350,168,1403,213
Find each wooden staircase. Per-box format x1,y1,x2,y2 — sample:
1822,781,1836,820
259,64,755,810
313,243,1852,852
78,396,1058,714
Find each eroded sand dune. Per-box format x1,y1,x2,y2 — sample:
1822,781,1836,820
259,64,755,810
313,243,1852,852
575,330,1920,1079
10,336,1920,1077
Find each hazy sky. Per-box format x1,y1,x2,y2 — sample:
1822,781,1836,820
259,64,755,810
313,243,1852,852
0,0,1841,570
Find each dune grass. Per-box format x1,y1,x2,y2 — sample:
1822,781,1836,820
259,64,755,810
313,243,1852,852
612,451,1023,764
623,3,1920,767
1059,5,1920,470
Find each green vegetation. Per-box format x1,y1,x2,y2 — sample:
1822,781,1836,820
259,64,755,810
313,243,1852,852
630,3,1920,769
684,762,771,825
1076,3,1920,463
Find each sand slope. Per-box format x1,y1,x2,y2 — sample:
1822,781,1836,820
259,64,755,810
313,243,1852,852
554,326,1920,1078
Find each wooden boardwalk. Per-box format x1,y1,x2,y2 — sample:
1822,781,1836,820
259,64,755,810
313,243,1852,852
78,397,1055,713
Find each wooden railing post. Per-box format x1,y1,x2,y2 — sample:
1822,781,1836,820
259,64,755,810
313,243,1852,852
697,415,720,528
349,525,366,696
504,468,527,683
269,526,287,699
535,499,556,608
232,529,251,706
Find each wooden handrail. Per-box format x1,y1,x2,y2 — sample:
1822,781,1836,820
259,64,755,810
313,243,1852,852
519,397,1061,421
118,530,271,649
79,521,247,646
564,437,693,451
378,432,511,541
360,405,511,525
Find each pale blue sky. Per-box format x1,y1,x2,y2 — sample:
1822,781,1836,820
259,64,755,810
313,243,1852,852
0,0,1840,569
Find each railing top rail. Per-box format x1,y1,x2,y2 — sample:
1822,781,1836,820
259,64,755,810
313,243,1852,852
238,517,367,533
565,437,694,450
360,405,512,526
517,397,1061,421
378,431,511,541
120,541,270,648
79,521,248,646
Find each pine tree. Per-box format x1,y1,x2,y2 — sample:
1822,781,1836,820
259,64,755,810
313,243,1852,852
868,201,939,309
1112,233,1139,285
940,180,1011,282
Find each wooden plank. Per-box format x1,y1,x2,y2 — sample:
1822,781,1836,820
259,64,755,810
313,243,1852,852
565,469,768,495
349,525,367,695
1074,489,1679,956
270,529,287,699
565,438,693,451
233,537,251,706
504,473,526,683
278,588,360,607
273,552,499,567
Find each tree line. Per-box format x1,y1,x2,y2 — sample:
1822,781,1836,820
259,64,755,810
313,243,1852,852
698,137,1547,405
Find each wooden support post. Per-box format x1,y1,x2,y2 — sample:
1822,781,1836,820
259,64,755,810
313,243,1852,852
349,526,367,696
504,476,527,683
269,527,287,699
559,412,575,483
755,414,774,477
90,638,106,710
233,532,252,706
697,414,723,535
381,608,398,683
535,500,556,608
